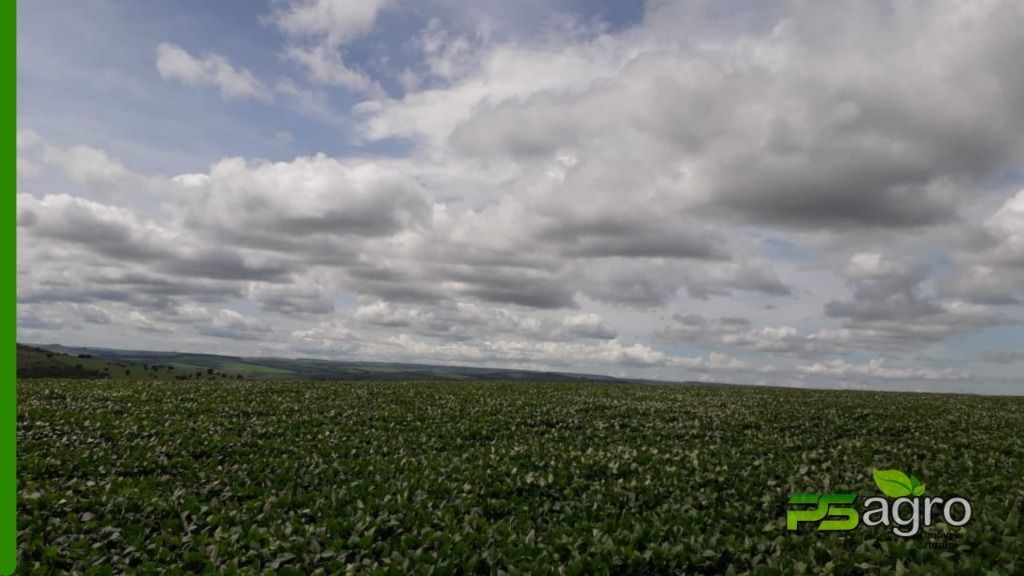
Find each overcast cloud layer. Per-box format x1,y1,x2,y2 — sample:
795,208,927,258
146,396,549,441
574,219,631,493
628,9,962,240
17,0,1024,393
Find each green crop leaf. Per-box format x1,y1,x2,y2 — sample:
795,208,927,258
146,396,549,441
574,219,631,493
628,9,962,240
912,483,926,497
873,469,914,497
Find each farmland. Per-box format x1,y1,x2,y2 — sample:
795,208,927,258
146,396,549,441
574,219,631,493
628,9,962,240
17,379,1024,575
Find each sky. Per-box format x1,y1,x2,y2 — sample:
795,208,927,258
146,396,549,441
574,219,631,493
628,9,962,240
16,0,1024,394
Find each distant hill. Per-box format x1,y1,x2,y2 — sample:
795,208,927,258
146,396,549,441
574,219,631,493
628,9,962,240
18,344,123,379
19,343,626,383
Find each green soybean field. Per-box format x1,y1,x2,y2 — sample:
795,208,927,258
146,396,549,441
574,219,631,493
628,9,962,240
17,379,1024,575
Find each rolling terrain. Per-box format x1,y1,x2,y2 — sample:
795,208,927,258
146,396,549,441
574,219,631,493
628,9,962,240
19,343,625,383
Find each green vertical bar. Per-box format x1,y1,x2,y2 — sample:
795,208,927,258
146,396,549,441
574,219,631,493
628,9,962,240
2,0,15,573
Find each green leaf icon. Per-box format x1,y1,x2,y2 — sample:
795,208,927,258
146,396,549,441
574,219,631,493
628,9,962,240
872,469,914,497
910,475,926,496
